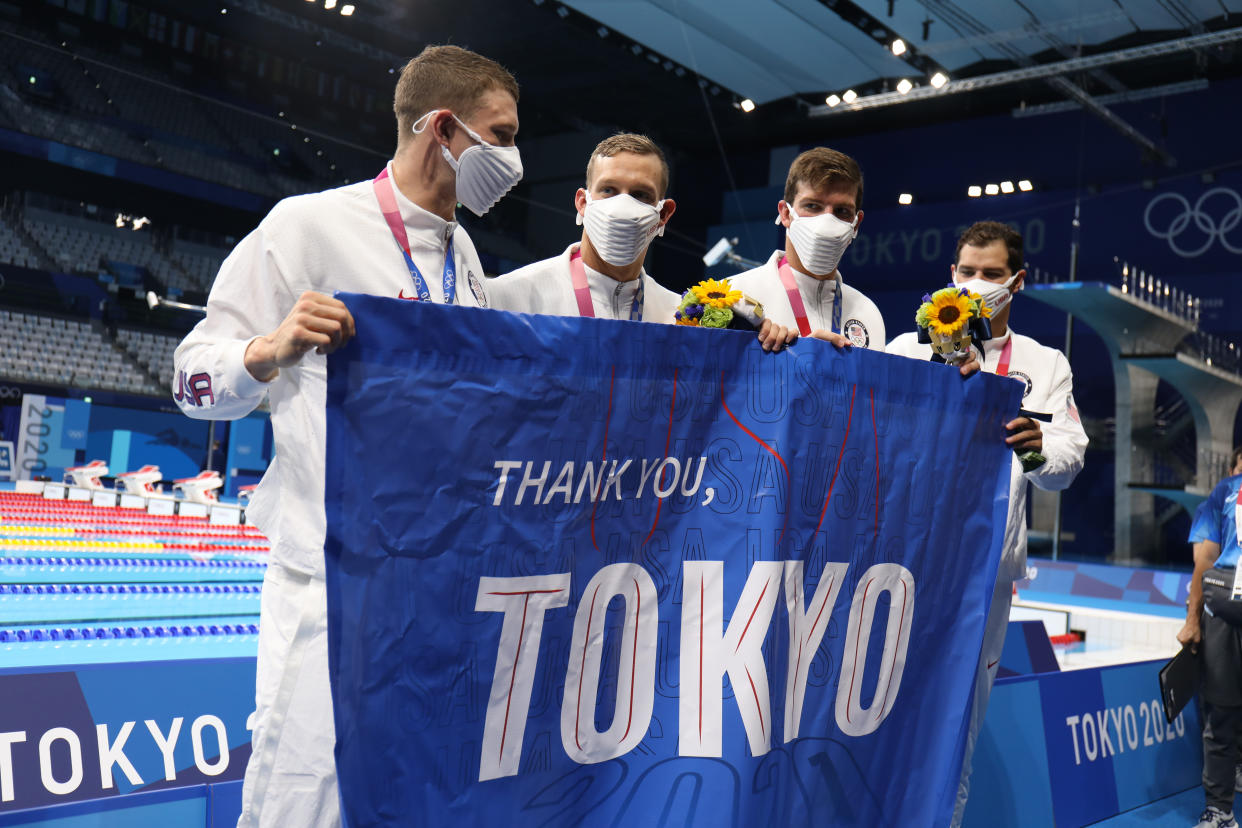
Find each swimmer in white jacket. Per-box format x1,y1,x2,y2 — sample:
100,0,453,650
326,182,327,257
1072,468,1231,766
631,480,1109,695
172,45,522,828
487,132,795,351
888,220,1087,828
729,147,886,352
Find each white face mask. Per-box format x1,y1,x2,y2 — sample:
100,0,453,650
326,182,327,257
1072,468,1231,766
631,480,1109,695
577,192,666,267
953,273,1020,315
414,110,523,217
781,202,858,276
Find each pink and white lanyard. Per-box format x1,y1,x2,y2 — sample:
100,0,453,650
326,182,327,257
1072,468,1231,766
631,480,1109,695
994,337,1013,378
777,256,841,337
569,248,643,321
372,167,456,303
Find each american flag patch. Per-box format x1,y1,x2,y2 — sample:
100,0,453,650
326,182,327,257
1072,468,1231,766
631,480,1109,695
1067,399,1080,423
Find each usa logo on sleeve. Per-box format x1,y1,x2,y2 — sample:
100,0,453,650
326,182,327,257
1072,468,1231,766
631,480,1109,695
843,319,869,348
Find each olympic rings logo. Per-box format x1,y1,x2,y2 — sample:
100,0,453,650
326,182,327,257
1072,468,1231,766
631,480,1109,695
1144,187,1242,258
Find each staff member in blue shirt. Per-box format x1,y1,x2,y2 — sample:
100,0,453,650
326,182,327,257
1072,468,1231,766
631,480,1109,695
1181,451,1242,828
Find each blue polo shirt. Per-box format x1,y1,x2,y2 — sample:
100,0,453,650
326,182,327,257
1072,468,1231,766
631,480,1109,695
1188,474,1242,568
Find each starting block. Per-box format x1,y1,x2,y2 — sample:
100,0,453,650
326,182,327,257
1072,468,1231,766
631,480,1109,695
175,470,223,504
64,460,108,489
116,465,162,495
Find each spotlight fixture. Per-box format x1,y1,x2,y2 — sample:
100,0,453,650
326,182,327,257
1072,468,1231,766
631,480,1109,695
896,79,913,94
826,94,841,107
739,98,755,113
967,185,982,197
1000,180,1015,193
1018,180,1033,191
341,3,354,13
898,193,913,205
325,0,336,9
891,39,906,56
985,183,999,195
842,89,858,103
930,72,948,89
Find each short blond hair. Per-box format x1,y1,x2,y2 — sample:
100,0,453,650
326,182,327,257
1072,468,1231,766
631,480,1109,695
585,133,670,198
784,147,863,208
393,45,518,147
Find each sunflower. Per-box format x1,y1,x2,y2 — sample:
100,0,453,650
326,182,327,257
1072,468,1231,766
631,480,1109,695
927,288,972,336
966,291,992,319
691,278,742,309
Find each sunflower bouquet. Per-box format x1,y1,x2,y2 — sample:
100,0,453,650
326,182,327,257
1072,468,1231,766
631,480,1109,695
675,278,764,330
915,286,992,364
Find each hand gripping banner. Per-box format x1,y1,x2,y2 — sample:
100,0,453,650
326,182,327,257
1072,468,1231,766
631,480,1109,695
324,295,1021,827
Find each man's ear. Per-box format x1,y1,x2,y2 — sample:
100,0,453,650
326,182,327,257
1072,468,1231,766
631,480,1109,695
659,198,677,225
950,263,959,283
574,188,588,226
1013,269,1027,292
776,200,792,229
430,111,456,148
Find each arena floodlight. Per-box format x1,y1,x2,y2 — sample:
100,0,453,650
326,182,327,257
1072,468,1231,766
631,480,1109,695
891,39,907,56
842,89,858,103
826,94,841,107
325,0,337,9
930,71,949,89
1018,179,1033,191
985,183,1000,195
740,98,755,113
898,193,913,205
1000,180,1015,193
341,3,355,13
896,79,913,94
968,185,982,197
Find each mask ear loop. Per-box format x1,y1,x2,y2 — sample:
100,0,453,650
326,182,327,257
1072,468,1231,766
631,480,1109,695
411,109,439,136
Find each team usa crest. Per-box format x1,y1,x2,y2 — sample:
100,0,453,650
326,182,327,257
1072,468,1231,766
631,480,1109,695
1008,370,1033,398
843,318,869,348
468,270,488,307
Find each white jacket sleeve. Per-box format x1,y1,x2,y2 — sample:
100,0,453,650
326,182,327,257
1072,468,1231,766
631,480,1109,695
1027,352,1088,491
172,223,293,420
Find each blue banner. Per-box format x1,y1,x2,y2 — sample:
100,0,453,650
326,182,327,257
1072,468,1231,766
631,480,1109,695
324,297,1023,826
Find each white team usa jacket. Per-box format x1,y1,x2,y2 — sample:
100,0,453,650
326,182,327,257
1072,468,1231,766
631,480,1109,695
727,250,886,350
887,328,1088,580
486,243,681,323
172,168,486,575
